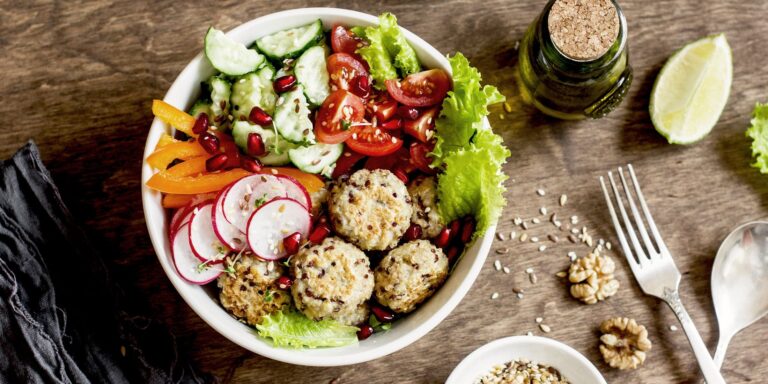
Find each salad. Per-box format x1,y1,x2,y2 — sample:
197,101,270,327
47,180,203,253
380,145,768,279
145,13,509,348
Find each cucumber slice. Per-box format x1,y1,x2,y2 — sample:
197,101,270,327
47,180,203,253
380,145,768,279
231,66,277,120
255,20,323,61
273,86,315,144
294,46,331,106
208,75,231,118
231,121,297,166
189,100,212,118
288,142,343,175
204,27,266,76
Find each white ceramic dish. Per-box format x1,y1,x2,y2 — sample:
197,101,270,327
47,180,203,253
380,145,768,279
141,8,496,366
446,336,607,383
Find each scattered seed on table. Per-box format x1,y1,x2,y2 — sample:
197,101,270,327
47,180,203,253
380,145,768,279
568,235,578,243
499,113,505,120
550,213,558,223
599,238,605,246
521,222,529,230
494,260,502,271
555,271,567,278
491,292,500,300
513,287,525,294
606,242,612,250
538,245,547,252
531,236,539,243
532,218,541,224
570,215,579,224
548,234,559,243
517,292,525,299
525,267,534,274
535,317,543,324
510,231,517,240
504,102,513,113
571,228,579,235
496,232,505,241
540,324,551,333
670,325,678,331
537,188,546,196
540,207,548,215
496,248,509,255
560,194,567,206
567,251,577,259
513,217,522,225
526,331,534,336
520,233,529,242
530,273,538,284
503,267,511,274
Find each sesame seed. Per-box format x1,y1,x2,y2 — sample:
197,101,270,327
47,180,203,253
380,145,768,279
571,228,579,234
559,194,567,206
570,215,579,224
531,237,539,243
520,233,528,242
670,325,678,331
495,248,510,255
496,232,505,241
539,324,551,333
525,267,534,274
513,217,522,225
532,218,540,224
494,260,502,271
555,271,567,278
526,331,534,336
538,245,546,252
567,251,577,261
521,222,529,230
503,267,511,274
606,242,612,250
491,292,500,300
548,234,559,243
517,292,525,299
535,317,543,324
536,189,546,196
504,102,513,113
510,231,517,240
540,207,547,215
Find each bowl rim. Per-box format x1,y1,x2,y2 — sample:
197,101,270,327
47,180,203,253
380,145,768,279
141,7,496,366
445,335,608,383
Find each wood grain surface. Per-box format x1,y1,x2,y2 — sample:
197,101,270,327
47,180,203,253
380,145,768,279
2,1,767,383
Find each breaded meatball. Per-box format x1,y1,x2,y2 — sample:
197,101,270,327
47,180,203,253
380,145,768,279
407,176,443,238
374,240,449,313
218,253,290,326
291,237,374,325
328,169,412,251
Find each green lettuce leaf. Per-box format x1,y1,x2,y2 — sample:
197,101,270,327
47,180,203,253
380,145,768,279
747,102,768,173
437,130,510,235
256,310,359,348
431,53,505,164
354,13,421,89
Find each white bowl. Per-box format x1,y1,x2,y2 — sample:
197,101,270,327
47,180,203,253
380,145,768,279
141,8,496,366
446,336,607,383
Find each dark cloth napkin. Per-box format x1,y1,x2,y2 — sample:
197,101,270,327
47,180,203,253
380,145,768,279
0,142,211,384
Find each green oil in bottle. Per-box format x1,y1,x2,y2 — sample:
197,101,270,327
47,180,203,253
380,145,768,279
518,0,633,119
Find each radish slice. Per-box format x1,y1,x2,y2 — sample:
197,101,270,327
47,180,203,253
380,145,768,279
172,223,222,284
170,207,194,241
276,174,312,211
212,185,247,251
222,174,287,232
189,202,229,264
246,197,311,260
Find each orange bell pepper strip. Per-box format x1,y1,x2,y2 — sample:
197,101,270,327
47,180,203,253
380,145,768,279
146,168,250,194
162,192,216,208
165,156,207,177
152,99,197,138
263,167,325,193
146,141,208,170
155,133,179,151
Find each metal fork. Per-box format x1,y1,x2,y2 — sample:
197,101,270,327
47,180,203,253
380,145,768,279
599,165,725,384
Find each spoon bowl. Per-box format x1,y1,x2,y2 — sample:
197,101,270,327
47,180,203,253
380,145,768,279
711,221,768,367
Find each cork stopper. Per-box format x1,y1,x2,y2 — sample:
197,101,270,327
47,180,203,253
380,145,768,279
548,0,620,61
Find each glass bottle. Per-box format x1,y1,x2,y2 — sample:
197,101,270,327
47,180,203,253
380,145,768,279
517,0,632,119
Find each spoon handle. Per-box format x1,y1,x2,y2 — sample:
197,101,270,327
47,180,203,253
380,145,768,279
663,291,726,384
712,333,732,369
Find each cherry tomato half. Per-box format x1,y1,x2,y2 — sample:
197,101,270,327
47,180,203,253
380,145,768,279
385,69,452,107
331,149,366,178
346,126,404,157
367,91,398,122
331,25,367,56
315,90,366,144
409,141,437,174
403,106,440,143
327,53,369,92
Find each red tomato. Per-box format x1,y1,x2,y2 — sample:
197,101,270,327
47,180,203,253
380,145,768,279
363,146,408,170
346,126,404,156
331,149,366,178
409,142,436,174
331,25,366,56
367,92,398,122
385,69,452,107
315,90,366,144
327,53,369,92
403,106,439,143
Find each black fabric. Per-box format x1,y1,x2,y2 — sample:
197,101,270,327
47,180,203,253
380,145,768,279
0,141,211,384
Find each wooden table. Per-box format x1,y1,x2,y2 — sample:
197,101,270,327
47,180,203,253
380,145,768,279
3,1,767,383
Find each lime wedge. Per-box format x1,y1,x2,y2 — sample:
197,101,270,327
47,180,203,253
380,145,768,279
650,34,732,144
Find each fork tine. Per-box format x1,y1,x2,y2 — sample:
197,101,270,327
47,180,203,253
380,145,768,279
627,164,670,254
607,171,651,267
618,166,660,258
599,176,642,276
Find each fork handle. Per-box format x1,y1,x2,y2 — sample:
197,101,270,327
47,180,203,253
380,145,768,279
663,289,726,384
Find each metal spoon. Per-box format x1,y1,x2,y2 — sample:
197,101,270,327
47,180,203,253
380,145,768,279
711,221,768,368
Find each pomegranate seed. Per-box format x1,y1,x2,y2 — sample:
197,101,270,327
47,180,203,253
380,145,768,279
283,232,302,256
449,219,461,243
205,153,229,172
371,305,395,322
247,132,266,156
351,75,371,98
357,324,374,340
198,131,220,154
393,168,409,184
314,215,329,227
379,118,402,130
308,224,331,244
249,106,273,126
273,75,297,93
403,224,422,242
192,113,209,134
460,216,475,244
397,106,419,120
434,227,451,248
240,156,263,173
276,276,293,290
446,245,461,262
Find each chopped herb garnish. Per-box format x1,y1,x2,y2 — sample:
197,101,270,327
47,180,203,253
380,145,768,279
264,288,274,303
340,119,352,131
196,259,212,273
253,194,268,208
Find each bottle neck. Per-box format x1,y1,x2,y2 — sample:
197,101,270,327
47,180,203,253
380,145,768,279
537,0,628,76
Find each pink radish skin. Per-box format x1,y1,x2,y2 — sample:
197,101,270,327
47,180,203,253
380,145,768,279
275,174,312,212
212,184,247,251
188,202,228,264
222,174,287,232
172,223,222,285
246,197,311,261
170,208,194,242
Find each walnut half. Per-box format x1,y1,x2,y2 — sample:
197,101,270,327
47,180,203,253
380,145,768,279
599,317,652,370
568,251,619,304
